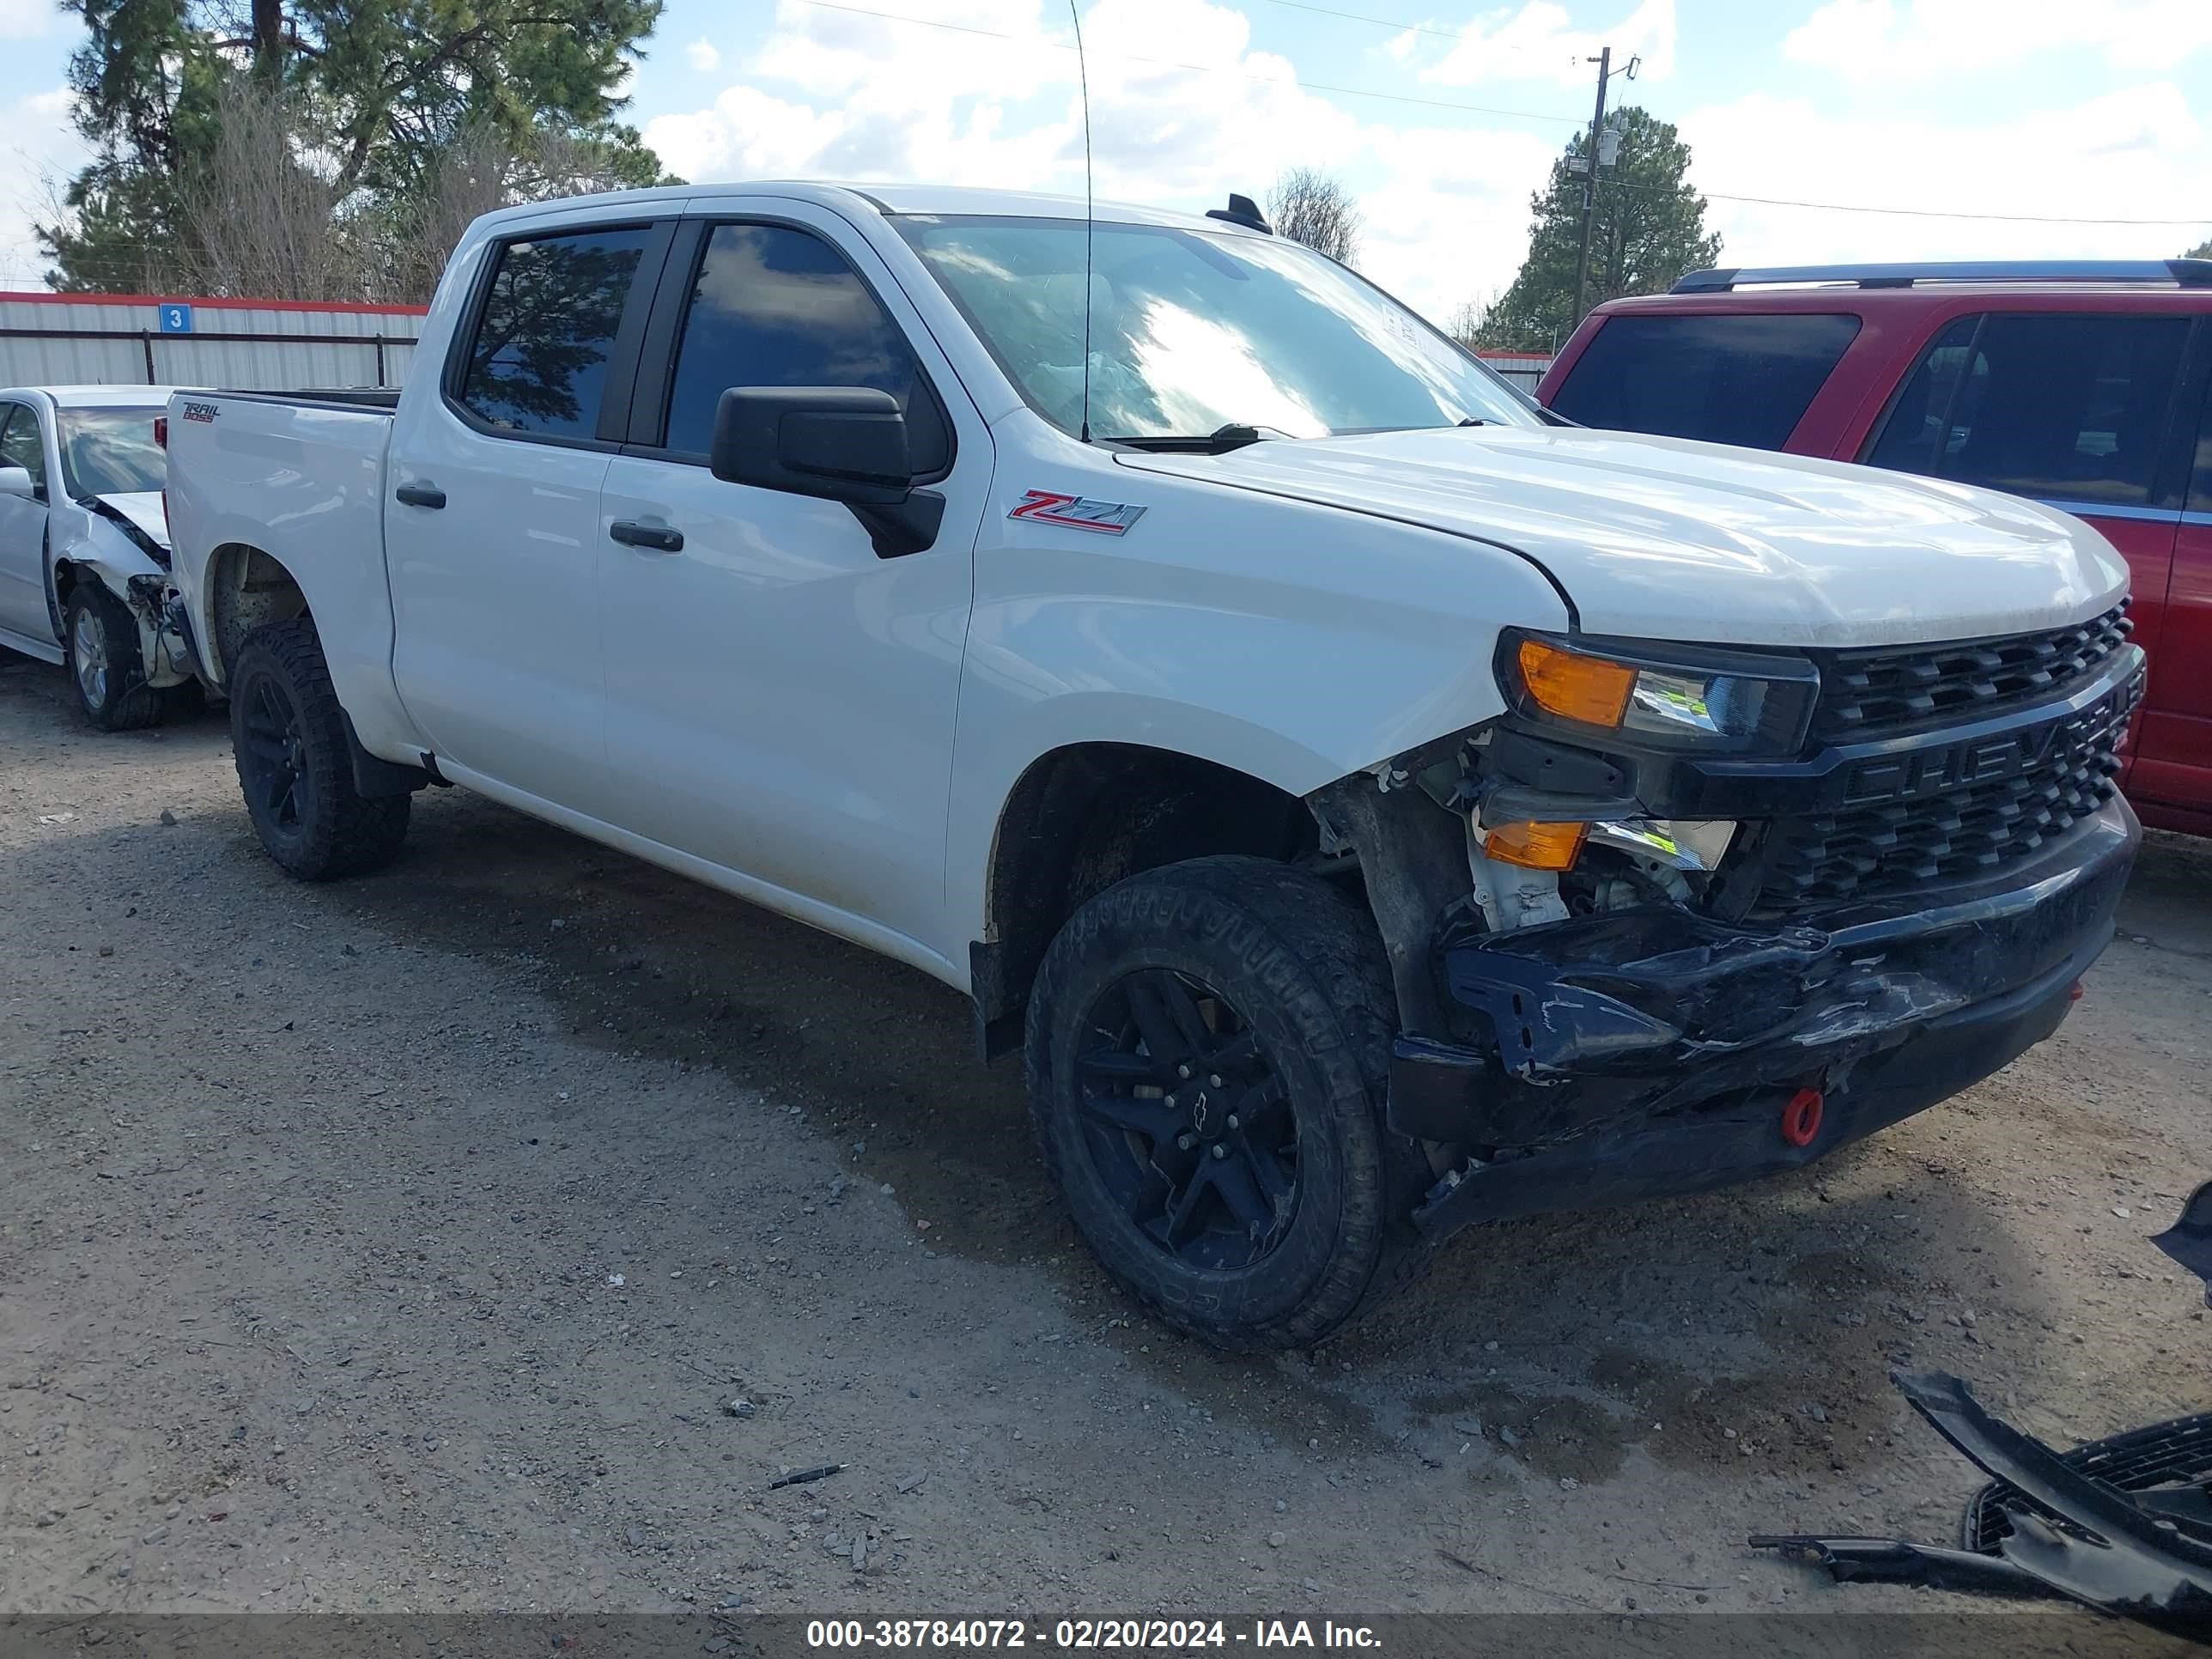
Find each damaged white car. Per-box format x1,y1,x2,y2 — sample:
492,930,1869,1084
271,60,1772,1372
0,385,199,729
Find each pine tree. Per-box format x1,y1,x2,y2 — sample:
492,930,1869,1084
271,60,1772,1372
1473,107,1720,351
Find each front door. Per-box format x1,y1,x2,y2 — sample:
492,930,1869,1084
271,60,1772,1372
595,208,987,962
383,216,671,823
0,402,55,642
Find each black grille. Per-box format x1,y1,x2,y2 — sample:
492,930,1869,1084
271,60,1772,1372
1812,603,2133,740
1749,670,2138,911
1961,1412,2211,1553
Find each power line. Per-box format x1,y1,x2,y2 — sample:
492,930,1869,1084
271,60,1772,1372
1248,0,1571,60
1612,175,2212,228
793,0,1587,125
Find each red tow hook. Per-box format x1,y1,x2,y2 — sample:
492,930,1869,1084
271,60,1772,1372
1780,1087,1825,1148
2069,981,2086,1002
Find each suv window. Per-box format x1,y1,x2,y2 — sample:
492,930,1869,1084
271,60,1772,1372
1867,313,2191,507
1547,313,1862,450
0,404,46,493
455,226,653,441
659,222,948,472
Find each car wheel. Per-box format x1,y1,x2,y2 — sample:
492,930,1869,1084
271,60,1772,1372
64,583,162,732
229,617,410,880
1025,854,1425,1349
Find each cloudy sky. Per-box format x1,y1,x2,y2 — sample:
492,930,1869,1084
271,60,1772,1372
3,0,2210,325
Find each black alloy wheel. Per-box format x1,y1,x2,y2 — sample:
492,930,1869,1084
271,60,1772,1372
1073,969,1299,1271
237,671,317,846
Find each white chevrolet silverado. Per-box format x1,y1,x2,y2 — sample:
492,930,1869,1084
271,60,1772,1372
162,184,2145,1346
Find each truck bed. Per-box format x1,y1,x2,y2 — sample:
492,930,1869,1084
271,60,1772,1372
164,386,410,754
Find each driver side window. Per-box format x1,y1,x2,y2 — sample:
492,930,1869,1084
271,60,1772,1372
0,405,46,496
658,222,950,476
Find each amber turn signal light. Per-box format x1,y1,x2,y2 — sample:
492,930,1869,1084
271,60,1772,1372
1483,819,1589,871
1516,638,1637,728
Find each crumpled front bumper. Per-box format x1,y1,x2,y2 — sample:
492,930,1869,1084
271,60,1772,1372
1394,797,2139,1236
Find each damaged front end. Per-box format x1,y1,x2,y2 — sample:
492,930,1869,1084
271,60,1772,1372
1316,615,2146,1237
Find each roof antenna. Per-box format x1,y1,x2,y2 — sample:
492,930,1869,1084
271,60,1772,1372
1069,0,1095,444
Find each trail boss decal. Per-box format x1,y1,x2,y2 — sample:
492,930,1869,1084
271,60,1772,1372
1007,489,1147,535
181,401,220,423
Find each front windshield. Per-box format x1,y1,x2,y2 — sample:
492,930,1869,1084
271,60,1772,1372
59,409,166,498
893,214,1533,441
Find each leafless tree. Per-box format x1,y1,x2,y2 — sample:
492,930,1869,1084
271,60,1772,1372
1445,298,1488,351
1265,167,1361,266
369,123,659,302
172,77,367,301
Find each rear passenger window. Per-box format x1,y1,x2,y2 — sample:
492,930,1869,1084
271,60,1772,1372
1867,313,2191,507
1547,313,1862,450
455,227,653,440
659,222,948,473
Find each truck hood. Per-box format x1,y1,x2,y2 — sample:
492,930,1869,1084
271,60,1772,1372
92,491,173,550
1115,427,2130,648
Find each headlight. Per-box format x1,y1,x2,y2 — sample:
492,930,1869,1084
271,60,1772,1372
1501,633,1820,756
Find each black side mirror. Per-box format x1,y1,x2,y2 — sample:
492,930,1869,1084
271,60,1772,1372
710,386,944,558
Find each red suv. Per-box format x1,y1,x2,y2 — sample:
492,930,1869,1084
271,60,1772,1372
1538,260,2212,835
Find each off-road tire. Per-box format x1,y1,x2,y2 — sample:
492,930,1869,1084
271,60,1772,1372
228,618,410,880
64,583,162,732
1025,854,1428,1349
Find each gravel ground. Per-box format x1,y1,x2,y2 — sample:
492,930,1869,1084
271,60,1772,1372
1,648,2206,1644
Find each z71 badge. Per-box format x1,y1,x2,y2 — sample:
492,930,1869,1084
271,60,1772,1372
1007,489,1146,535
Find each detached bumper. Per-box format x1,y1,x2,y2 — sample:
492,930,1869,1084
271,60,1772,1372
1395,799,2138,1236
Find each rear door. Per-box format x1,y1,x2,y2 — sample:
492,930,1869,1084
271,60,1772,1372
2137,365,2212,819
383,216,674,821
0,401,54,642
1858,310,2196,783
593,204,988,957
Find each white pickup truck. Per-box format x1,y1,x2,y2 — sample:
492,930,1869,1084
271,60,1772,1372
162,183,2145,1347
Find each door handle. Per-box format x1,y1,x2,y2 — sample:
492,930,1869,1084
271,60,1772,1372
395,482,446,509
610,518,684,552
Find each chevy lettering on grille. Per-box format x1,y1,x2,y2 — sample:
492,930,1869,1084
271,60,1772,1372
1839,669,2142,808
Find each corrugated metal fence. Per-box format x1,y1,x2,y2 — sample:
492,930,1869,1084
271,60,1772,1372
0,292,428,390
1474,350,1553,394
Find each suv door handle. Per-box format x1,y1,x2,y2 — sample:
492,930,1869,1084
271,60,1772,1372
395,482,446,509
610,518,684,553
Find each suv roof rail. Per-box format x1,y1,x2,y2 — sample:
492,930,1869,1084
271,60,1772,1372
1672,259,2212,293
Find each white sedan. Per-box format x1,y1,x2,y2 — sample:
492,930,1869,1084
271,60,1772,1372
0,384,202,729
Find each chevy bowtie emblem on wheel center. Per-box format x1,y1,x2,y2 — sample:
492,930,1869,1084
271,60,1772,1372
1008,489,1147,534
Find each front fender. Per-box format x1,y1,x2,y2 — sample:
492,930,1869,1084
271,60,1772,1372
942,441,1574,951
55,521,191,689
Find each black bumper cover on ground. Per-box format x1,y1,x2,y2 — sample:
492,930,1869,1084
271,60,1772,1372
1395,798,2140,1235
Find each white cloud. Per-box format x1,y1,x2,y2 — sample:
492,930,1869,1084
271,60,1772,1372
1419,0,1675,90
641,0,1567,319
0,0,57,40
1680,82,2212,268
684,37,720,72
1781,0,2212,82
0,89,89,290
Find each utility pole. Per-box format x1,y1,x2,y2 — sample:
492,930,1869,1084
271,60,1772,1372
1571,50,1638,328
1571,47,1611,330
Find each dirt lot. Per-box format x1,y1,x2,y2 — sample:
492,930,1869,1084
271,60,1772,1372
2,650,2206,1640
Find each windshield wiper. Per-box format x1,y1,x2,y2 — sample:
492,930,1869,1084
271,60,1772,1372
1102,422,1284,454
